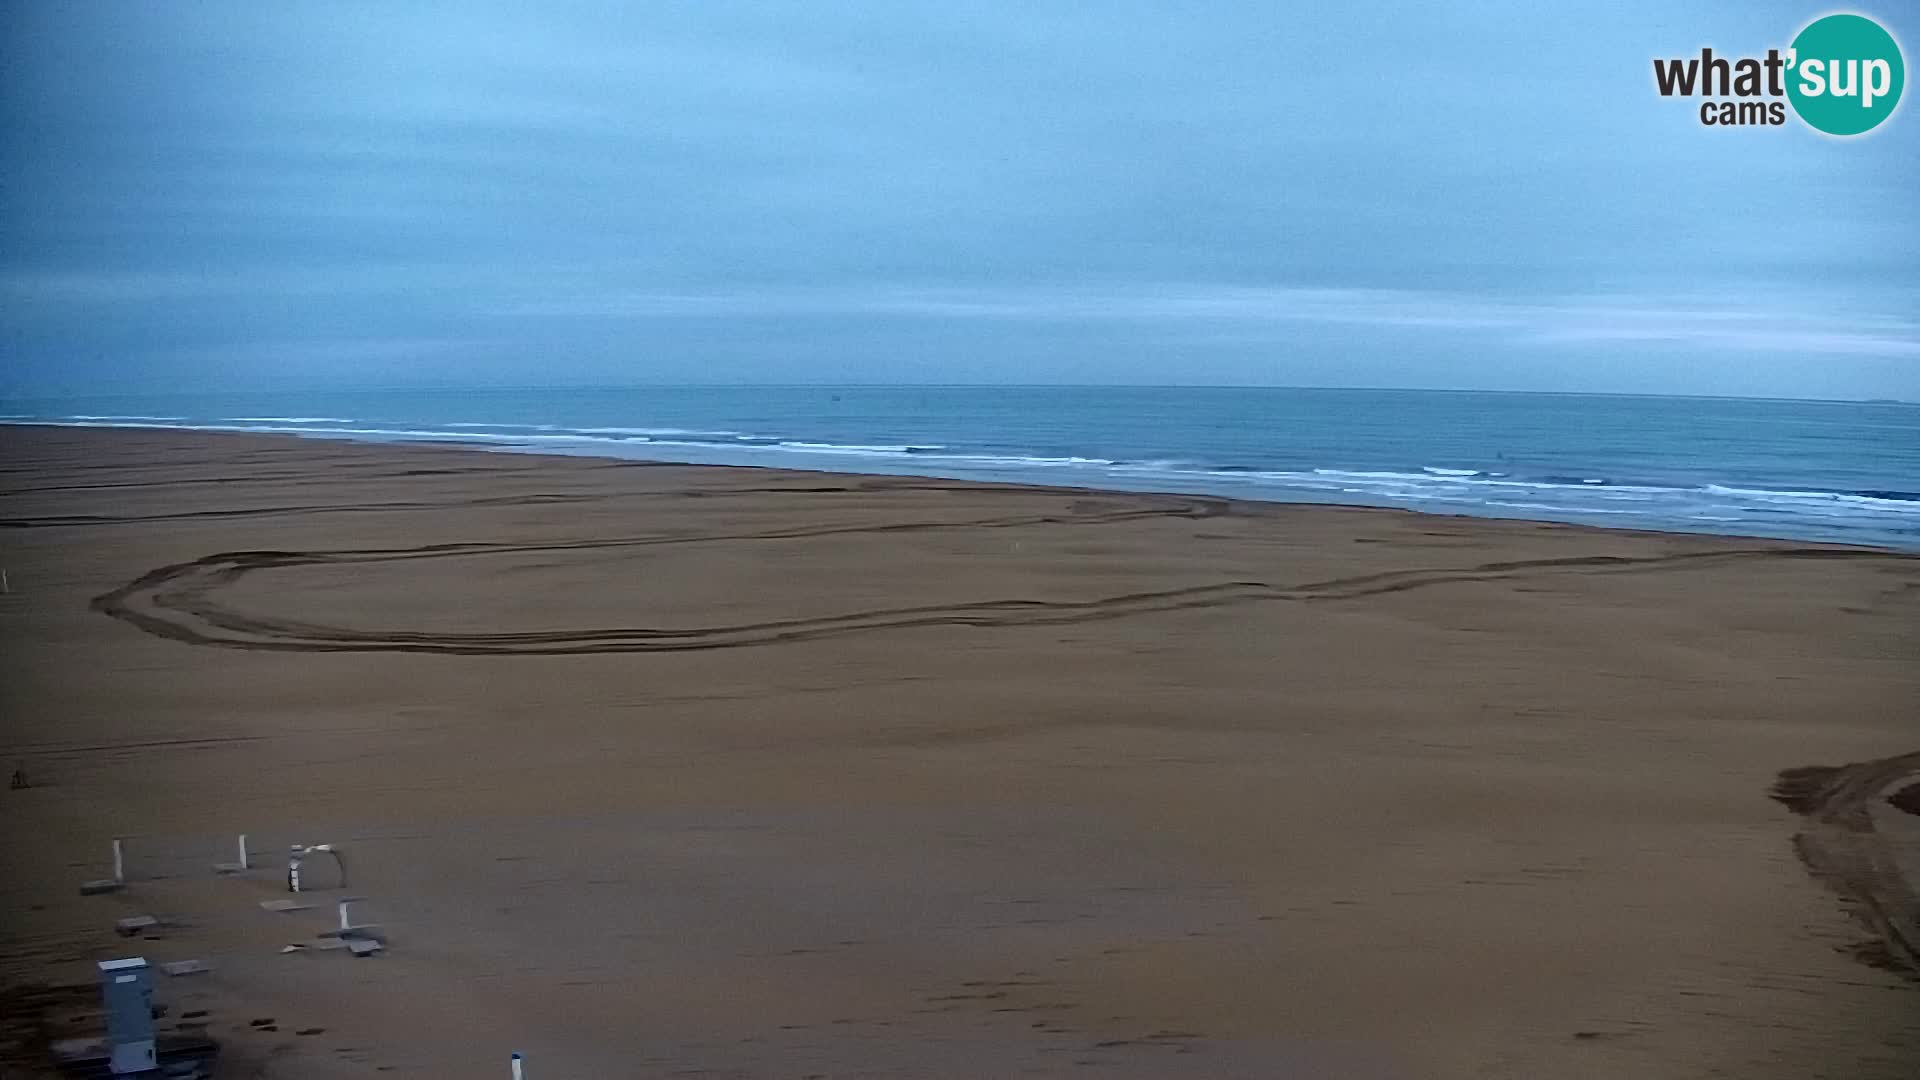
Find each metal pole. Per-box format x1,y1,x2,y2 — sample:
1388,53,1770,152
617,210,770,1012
112,839,125,884
511,1052,525,1079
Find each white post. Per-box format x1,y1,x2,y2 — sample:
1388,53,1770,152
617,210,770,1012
337,899,354,933
237,834,249,870
511,1052,525,1080
112,838,125,883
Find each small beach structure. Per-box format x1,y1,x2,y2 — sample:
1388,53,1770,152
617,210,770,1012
213,833,250,874
285,842,345,892
48,957,218,1077
79,839,126,896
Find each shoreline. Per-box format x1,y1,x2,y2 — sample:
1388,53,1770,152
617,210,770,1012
2,424,1916,1078
4,421,1913,553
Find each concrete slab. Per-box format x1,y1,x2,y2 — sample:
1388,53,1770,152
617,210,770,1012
114,915,159,936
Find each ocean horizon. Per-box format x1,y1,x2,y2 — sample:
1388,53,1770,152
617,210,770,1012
5,385,1917,550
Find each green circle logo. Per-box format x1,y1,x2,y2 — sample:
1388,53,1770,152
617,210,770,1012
1787,14,1905,135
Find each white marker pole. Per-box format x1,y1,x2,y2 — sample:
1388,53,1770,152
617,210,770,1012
112,838,125,883
337,899,355,934
510,1052,525,1080
237,834,249,871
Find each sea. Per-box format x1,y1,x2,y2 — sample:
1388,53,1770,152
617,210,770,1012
4,386,1917,549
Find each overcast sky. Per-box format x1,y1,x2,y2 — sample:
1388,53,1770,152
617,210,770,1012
2,1,1915,399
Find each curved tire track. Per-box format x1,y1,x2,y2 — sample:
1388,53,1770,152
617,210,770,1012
3,478,1108,527
88,492,1911,655
1772,752,1920,977
0,492,605,527
93,496,1235,653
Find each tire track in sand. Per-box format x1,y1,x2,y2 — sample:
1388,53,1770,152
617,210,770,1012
2,478,1114,526
88,489,1909,654
1772,752,1920,978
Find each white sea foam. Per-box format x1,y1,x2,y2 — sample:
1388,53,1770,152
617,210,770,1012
918,452,1117,467
221,416,355,424
1486,500,1634,514
17,420,192,430
488,432,633,443
1703,484,1920,511
65,414,186,421
777,440,945,454
574,426,744,438
185,424,507,441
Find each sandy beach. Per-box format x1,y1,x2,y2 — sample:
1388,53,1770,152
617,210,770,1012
1,423,1915,1078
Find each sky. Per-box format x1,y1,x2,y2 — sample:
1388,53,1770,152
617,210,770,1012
2,1,1916,400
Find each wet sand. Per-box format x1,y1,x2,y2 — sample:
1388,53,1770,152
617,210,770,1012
1,424,1916,1078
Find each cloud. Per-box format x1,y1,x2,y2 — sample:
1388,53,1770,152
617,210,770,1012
2,2,1917,397
497,284,1920,358
0,266,489,304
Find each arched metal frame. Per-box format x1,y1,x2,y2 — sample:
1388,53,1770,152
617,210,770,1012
286,844,348,893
